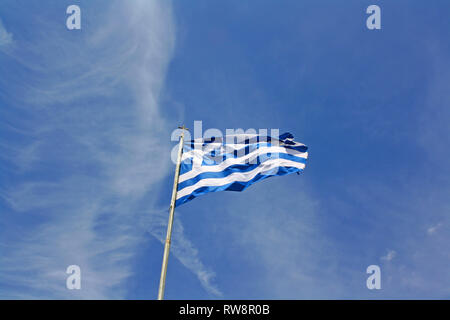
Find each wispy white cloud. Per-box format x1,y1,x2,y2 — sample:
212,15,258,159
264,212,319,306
381,250,396,262
0,0,213,299
146,210,222,296
427,223,442,235
0,18,12,47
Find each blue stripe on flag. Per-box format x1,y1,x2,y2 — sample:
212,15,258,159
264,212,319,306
175,165,304,206
178,153,306,190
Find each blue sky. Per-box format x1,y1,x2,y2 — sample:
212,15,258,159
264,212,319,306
1,0,449,299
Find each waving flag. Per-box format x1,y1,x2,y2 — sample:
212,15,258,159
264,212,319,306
175,132,308,206
158,128,308,299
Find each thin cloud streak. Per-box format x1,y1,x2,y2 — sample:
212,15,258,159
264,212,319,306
0,18,12,47
146,210,222,296
381,250,396,262
0,0,204,299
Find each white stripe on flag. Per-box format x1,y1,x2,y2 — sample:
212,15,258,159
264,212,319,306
176,158,305,200
180,145,307,169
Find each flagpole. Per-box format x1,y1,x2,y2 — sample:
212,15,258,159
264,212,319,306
157,125,187,300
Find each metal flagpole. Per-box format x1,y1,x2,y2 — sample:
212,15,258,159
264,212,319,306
157,125,187,300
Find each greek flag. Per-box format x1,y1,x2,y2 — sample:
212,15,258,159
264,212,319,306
175,132,308,206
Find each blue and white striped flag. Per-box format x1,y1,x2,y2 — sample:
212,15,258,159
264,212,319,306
175,132,308,206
